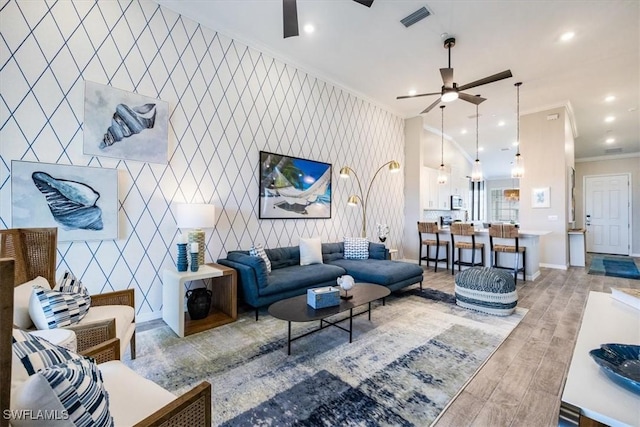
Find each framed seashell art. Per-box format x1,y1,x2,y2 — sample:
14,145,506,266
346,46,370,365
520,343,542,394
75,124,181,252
83,81,169,164
11,160,119,241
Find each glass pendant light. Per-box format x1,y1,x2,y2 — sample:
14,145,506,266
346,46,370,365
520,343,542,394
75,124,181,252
438,105,448,184
471,98,483,182
512,82,524,178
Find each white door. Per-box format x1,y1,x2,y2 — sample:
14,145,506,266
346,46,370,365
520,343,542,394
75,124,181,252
585,174,630,255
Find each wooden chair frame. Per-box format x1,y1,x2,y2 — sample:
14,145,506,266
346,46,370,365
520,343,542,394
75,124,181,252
417,221,449,272
450,223,485,275
489,224,526,284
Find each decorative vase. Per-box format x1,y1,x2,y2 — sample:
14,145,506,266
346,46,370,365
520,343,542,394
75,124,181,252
190,251,199,272
186,288,212,320
176,243,188,272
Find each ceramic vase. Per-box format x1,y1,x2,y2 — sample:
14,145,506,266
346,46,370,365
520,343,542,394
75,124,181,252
190,251,199,272
176,243,188,272
186,288,212,320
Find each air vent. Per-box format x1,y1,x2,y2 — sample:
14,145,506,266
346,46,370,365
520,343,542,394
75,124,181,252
401,6,431,27
468,114,482,119
500,147,511,151
605,147,623,154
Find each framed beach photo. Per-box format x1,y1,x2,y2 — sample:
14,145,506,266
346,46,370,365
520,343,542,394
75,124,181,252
83,81,169,164
532,187,550,208
11,161,119,241
259,151,332,219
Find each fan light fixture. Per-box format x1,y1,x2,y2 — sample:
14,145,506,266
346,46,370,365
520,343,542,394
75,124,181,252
441,89,458,103
438,106,448,184
471,97,483,182
511,82,524,178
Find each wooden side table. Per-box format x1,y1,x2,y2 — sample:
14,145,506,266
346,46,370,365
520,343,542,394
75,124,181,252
162,263,237,338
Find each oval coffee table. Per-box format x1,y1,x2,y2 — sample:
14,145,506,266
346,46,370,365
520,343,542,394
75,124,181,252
268,283,390,355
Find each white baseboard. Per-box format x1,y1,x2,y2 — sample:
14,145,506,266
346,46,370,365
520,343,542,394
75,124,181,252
540,263,568,270
631,253,640,258
136,311,162,323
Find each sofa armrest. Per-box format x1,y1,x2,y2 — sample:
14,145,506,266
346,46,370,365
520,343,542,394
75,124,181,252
91,288,134,309
82,338,120,364
217,257,263,308
368,242,388,260
132,381,212,427
66,318,116,353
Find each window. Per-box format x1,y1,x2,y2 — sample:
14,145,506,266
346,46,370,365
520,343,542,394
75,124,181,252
470,181,485,222
489,188,519,223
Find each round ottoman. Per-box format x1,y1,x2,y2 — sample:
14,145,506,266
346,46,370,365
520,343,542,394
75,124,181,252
454,267,518,316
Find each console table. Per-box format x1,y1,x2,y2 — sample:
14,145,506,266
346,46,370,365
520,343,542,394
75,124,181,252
561,291,640,426
162,263,237,338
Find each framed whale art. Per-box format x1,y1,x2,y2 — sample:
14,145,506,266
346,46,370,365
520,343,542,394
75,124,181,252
83,81,169,164
11,161,119,241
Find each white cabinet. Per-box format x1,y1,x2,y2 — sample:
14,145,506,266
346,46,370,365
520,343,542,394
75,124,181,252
422,167,450,210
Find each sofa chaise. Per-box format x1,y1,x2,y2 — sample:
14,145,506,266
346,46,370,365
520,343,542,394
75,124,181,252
218,242,424,319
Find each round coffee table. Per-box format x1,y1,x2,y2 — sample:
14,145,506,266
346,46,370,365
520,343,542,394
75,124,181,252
268,283,390,355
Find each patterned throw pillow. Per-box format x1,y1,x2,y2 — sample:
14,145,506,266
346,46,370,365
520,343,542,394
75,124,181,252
57,271,89,295
29,286,91,330
344,237,369,260
250,243,272,273
12,329,83,378
13,358,114,427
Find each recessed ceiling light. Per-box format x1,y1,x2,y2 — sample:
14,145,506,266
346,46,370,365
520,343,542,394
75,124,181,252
605,95,616,102
498,121,505,127
605,116,615,123
479,147,485,152
512,141,519,146
606,138,615,144
460,129,467,135
408,89,417,96
303,24,315,34
561,31,575,42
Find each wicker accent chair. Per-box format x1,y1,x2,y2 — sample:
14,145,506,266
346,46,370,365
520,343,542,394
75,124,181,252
450,223,485,274
489,223,526,284
0,228,136,359
1,258,212,427
417,221,449,272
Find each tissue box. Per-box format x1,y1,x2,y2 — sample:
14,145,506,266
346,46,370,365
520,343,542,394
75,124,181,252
307,286,340,309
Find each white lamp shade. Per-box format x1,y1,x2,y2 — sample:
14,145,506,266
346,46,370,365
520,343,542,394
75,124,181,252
175,203,216,229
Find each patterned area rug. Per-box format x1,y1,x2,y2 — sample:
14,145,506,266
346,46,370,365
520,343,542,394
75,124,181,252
125,287,526,426
588,254,640,280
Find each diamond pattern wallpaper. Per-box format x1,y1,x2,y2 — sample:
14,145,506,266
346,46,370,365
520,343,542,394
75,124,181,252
0,0,405,320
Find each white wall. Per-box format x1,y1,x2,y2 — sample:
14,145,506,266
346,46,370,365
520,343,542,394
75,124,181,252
575,155,640,256
0,0,405,320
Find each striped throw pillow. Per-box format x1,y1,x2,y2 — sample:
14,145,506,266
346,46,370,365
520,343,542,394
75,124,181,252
12,328,83,376
250,243,272,273
14,358,114,427
57,271,89,295
30,286,91,330
344,237,369,260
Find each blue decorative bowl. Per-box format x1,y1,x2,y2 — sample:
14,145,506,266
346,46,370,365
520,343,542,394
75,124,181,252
589,343,640,394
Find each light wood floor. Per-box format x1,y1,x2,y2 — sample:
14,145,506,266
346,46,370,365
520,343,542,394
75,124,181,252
429,255,640,427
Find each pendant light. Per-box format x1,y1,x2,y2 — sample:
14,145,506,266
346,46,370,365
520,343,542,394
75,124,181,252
438,105,448,184
471,96,483,182
511,82,524,178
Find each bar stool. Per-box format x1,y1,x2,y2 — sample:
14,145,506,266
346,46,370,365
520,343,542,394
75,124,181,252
489,223,526,284
450,223,485,274
417,221,449,272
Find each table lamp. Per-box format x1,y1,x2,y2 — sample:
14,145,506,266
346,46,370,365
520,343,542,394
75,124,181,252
175,203,216,267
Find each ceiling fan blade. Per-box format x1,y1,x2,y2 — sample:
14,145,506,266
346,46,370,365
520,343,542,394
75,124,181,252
440,68,453,87
283,0,299,38
353,0,374,7
421,98,442,114
457,70,513,91
396,92,441,100
458,92,486,104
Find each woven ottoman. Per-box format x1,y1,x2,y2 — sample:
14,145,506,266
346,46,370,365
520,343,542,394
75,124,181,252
454,267,518,316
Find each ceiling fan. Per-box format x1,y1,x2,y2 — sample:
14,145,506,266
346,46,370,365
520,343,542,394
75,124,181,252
283,0,374,38
397,37,513,114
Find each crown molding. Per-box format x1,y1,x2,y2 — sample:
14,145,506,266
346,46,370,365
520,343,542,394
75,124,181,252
576,152,640,163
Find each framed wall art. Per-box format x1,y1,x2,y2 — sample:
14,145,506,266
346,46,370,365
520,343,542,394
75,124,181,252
11,160,119,241
532,187,551,208
259,151,332,219
83,81,169,164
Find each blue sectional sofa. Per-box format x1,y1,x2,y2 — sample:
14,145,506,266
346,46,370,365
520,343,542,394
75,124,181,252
217,242,424,319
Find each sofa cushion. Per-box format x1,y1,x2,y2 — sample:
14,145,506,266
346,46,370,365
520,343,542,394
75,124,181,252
322,242,344,262
249,244,272,273
11,358,113,427
29,286,91,330
368,242,387,260
328,259,423,286
344,237,369,260
260,264,345,296
227,252,269,288
76,305,135,348
14,277,50,329
100,360,175,426
300,237,323,265
265,246,300,269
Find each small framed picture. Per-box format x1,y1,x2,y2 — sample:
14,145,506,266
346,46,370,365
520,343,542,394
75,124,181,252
532,187,550,208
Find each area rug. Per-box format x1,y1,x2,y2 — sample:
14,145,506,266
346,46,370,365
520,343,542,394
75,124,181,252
588,254,640,280
125,287,526,426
